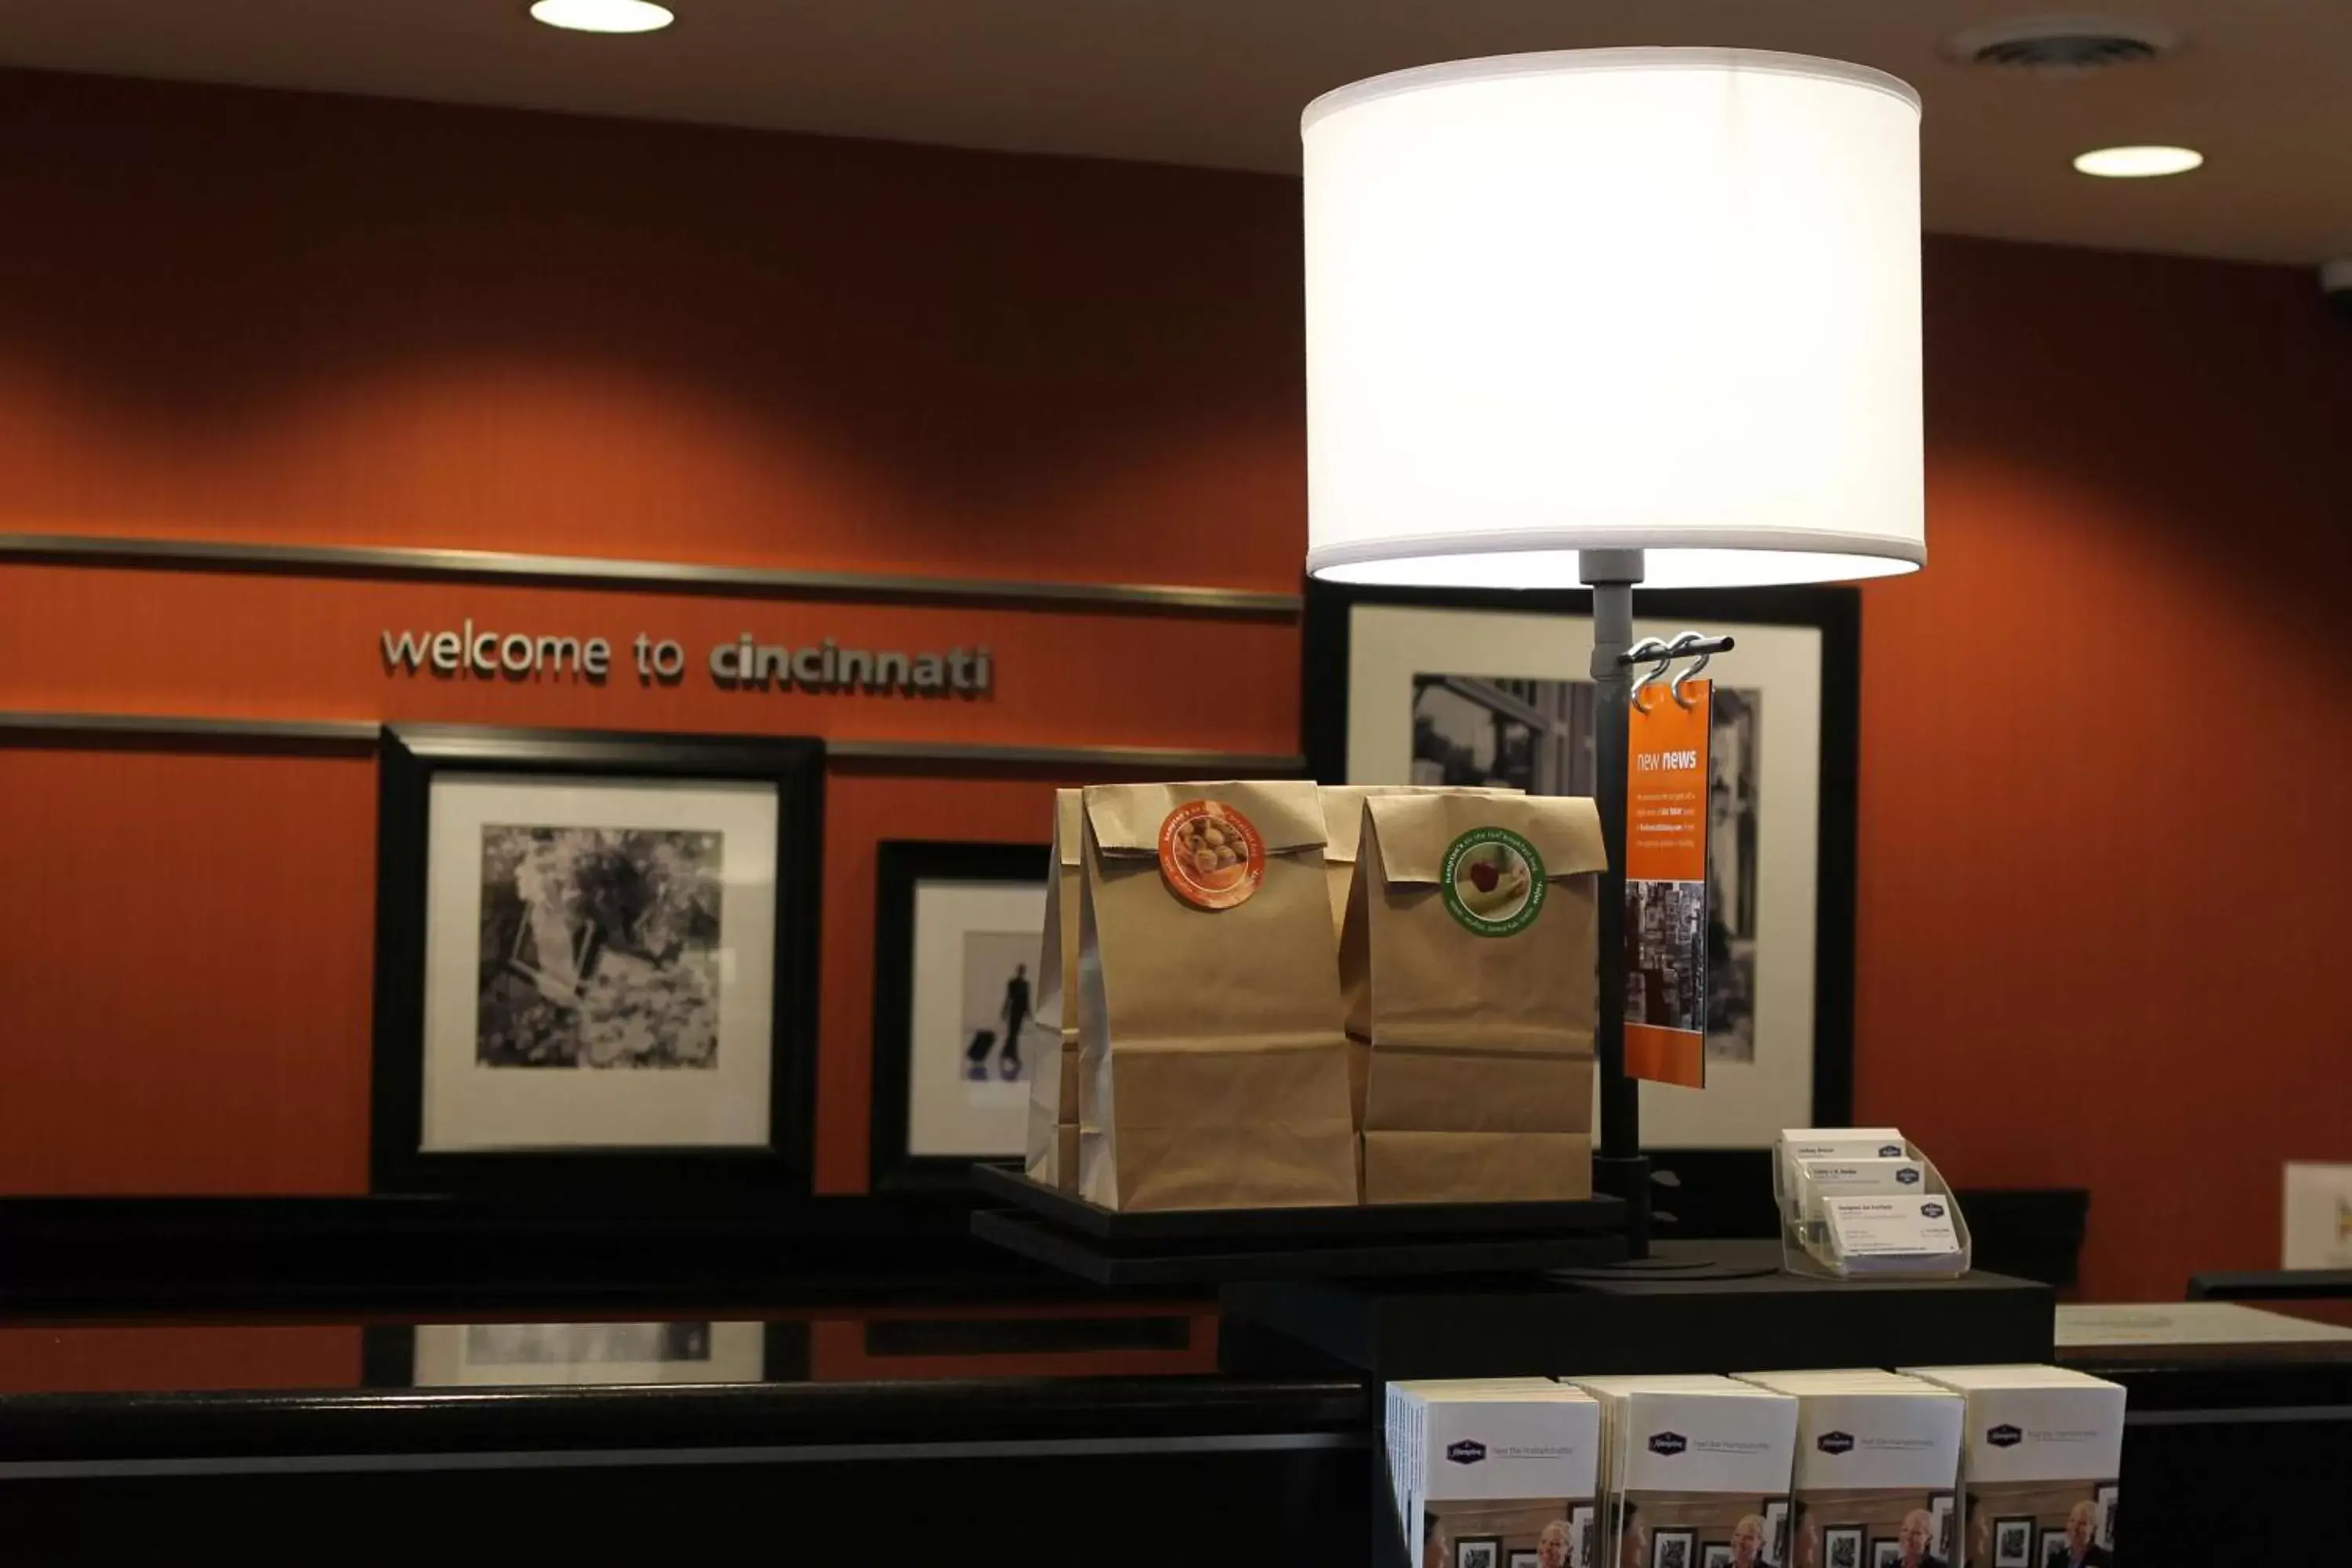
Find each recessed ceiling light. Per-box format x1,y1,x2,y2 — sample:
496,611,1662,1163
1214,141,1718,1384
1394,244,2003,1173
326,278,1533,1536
529,0,674,34
2072,144,2204,177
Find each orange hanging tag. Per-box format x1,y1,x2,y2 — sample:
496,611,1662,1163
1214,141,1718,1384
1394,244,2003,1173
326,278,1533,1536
1624,679,1712,1087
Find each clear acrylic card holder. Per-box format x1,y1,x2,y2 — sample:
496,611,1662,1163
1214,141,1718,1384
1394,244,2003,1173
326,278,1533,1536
1774,1135,1971,1280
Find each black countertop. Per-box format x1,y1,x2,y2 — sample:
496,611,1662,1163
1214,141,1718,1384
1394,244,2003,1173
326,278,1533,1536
0,1373,1370,1468
5,1261,2348,1472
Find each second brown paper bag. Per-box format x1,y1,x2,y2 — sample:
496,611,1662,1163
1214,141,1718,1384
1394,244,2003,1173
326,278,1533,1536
1342,791,1608,1203
1317,783,1524,1145
1077,780,1357,1210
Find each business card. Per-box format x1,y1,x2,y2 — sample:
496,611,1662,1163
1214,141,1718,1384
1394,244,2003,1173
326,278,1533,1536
1823,1195,1960,1259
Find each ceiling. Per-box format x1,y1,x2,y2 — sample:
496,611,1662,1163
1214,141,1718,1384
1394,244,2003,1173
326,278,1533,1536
2,0,2347,266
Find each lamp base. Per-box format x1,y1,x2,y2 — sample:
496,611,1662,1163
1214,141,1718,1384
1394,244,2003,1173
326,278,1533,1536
1543,1250,1778,1283
1223,1240,2056,1380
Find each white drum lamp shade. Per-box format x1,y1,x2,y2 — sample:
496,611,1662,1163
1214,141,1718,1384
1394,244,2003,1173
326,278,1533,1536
1302,49,1924,590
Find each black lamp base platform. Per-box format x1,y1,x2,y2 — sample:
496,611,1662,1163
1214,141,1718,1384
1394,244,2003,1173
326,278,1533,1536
1224,1239,2054,1380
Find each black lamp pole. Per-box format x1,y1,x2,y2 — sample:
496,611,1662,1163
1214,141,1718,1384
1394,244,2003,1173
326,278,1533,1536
1582,548,1653,1259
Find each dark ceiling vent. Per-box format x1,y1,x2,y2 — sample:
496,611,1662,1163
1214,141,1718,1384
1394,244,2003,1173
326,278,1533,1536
1941,15,2181,74
1973,33,2158,68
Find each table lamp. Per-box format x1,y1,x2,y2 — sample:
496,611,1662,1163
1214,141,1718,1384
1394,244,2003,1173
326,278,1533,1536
1302,49,1924,1255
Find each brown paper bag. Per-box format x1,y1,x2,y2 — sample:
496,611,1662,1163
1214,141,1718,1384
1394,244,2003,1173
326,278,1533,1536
1318,785,1526,938
1077,780,1358,1211
1319,785,1526,1137
1343,791,1608,1203
1024,788,1086,1189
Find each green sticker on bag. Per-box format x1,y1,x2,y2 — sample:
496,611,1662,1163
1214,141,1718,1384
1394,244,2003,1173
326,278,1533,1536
1440,827,1546,937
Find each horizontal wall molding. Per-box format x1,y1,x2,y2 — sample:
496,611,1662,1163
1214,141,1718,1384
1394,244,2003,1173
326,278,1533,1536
0,710,1304,775
828,738,1302,772
0,533,1301,620
0,711,381,746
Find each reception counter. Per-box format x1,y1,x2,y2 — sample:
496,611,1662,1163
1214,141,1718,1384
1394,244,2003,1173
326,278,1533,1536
2,1206,2346,1565
0,1299,1368,1559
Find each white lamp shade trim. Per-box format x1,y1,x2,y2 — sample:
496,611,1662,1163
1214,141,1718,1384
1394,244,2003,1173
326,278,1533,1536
1303,48,1925,590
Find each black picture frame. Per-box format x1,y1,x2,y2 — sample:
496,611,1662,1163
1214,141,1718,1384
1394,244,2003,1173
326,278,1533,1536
370,724,825,1194
1455,1536,1503,1568
1991,1517,2036,1568
1822,1526,1864,1568
1301,579,1860,1234
869,839,1053,1192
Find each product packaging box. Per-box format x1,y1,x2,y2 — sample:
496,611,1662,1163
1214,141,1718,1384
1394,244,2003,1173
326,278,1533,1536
1075,781,1357,1210
1024,788,1085,1189
1344,792,1608,1203
1903,1366,2125,1568
1734,1370,1965,1568
1387,1379,1602,1568
1570,1375,1797,1568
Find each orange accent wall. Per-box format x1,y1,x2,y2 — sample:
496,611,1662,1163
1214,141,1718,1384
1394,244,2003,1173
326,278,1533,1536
1,72,2347,1301
0,1327,361,1393
1857,238,2352,1301
0,746,376,1194
0,71,1304,593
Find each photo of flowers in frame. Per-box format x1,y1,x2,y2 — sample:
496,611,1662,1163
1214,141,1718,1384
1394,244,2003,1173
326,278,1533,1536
371,725,823,1192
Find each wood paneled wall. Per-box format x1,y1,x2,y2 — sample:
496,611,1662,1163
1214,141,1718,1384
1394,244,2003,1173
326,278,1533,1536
1,71,2347,1299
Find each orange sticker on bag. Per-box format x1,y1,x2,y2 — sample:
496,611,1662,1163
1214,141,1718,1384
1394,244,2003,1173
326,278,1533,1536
1157,800,1266,910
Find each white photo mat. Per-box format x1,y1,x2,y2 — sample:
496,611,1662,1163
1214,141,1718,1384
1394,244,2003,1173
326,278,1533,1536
905,878,1049,1158
1345,601,1824,1149
420,773,779,1152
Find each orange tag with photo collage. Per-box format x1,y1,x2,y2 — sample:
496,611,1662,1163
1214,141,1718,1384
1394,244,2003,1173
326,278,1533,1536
1157,800,1266,910
1624,677,1712,1089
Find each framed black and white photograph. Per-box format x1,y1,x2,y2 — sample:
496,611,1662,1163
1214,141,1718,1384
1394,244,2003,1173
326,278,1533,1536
1871,1541,1902,1568
1652,1529,1695,1568
1764,1501,1790,1567
1456,1536,1502,1568
1992,1518,2034,1568
1929,1494,1955,1563
869,840,1052,1189
1304,581,1857,1198
2094,1484,2118,1553
1823,1527,1864,1568
1573,1504,1598,1568
2035,1526,2066,1568
371,726,823,1192
1701,1544,1733,1568
1508,1552,1540,1568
